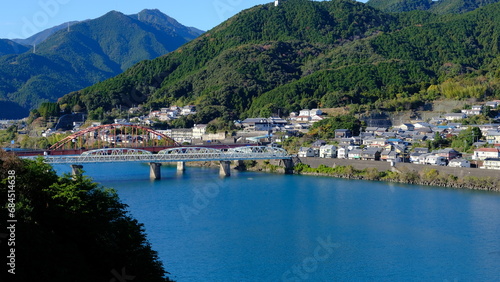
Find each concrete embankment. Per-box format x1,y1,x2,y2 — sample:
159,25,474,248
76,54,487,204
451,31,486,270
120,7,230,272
299,158,500,179
297,157,500,192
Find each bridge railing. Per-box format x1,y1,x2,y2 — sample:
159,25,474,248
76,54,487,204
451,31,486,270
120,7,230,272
41,146,291,164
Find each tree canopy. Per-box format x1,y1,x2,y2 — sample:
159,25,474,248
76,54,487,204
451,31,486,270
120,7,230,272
0,150,173,282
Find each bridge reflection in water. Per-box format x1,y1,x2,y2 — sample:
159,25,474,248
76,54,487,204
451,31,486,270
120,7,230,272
40,146,293,179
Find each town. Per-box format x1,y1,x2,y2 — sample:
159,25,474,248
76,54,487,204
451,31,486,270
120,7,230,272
1,100,500,170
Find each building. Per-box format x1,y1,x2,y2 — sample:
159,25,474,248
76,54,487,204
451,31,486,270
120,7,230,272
298,147,315,158
312,140,327,148
363,138,387,148
361,148,381,161
481,158,500,170
473,148,500,160
425,155,447,166
448,159,471,168
319,145,337,158
444,113,467,121
486,131,500,144
485,101,498,109
241,117,287,131
461,105,483,116
347,149,362,160
335,129,352,138
192,124,207,139
399,123,415,131
434,148,461,160
337,147,348,159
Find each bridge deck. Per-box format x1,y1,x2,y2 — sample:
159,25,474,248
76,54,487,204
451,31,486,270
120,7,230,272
36,146,291,164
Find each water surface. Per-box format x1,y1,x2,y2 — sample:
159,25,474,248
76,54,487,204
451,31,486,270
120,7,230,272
54,163,500,281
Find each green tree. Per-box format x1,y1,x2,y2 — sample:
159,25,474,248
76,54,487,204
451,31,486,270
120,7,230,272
308,115,362,139
0,152,173,282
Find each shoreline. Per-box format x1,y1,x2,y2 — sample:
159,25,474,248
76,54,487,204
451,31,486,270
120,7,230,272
158,158,500,192
243,159,500,192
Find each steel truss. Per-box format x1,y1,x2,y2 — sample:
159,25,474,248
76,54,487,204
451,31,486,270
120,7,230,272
41,146,291,164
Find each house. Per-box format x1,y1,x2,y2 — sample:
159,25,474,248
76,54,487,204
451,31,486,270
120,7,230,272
347,149,363,160
364,138,387,148
361,148,381,161
485,101,498,109
365,127,378,134
381,150,401,162
320,145,337,158
414,122,432,129
461,105,483,116
335,129,352,138
374,127,388,136
312,140,327,148
295,116,312,122
181,105,197,116
399,123,415,131
337,147,348,159
311,115,325,123
192,124,207,139
430,117,447,125
444,113,467,121
473,148,500,160
241,117,287,131
413,147,429,154
448,158,471,168
299,109,311,116
486,131,500,144
425,155,447,166
434,148,461,160
387,138,404,145
298,147,315,158
481,158,500,170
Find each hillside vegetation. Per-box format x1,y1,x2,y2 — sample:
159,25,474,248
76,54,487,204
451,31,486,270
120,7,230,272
58,0,500,123
0,9,203,119
367,0,500,14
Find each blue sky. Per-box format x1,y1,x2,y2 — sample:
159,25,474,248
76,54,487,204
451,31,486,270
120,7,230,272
0,0,295,39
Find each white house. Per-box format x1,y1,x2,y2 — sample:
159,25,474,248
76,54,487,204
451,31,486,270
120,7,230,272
347,149,362,160
473,148,500,160
448,158,471,168
337,147,348,159
481,158,500,170
486,131,500,144
425,155,447,166
298,147,315,158
485,101,498,109
319,145,337,158
192,124,207,139
444,113,467,121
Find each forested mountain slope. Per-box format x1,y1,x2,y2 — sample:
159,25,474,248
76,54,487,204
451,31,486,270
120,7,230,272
59,0,500,121
0,9,203,119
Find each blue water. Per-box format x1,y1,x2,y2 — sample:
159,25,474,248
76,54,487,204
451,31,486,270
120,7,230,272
53,163,500,281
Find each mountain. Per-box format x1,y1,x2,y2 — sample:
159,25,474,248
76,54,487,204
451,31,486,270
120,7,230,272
57,0,500,123
0,9,203,119
12,21,79,46
367,0,500,14
0,39,29,56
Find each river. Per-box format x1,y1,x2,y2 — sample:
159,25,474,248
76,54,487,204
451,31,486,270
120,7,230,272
53,162,500,281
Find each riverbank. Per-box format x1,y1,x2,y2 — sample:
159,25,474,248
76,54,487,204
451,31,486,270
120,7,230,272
235,158,499,192
164,158,500,191
296,158,500,192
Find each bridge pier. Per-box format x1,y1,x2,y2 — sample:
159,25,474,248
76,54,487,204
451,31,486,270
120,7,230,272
71,164,84,179
219,161,231,177
149,162,162,180
177,161,185,173
283,158,295,174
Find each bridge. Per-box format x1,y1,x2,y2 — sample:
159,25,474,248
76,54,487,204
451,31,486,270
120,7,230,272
40,146,293,179
17,124,293,179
